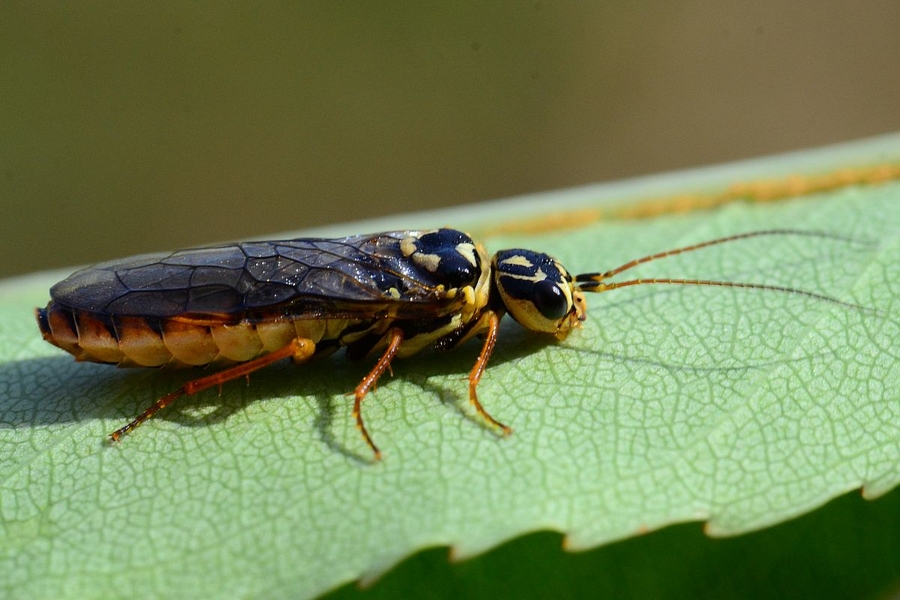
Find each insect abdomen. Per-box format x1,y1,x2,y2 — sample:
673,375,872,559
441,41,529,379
37,302,350,368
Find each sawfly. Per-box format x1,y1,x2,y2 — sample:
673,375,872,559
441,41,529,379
37,228,864,459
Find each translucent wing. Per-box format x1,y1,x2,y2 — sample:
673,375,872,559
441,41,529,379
49,231,470,320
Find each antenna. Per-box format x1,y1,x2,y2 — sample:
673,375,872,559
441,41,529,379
574,230,870,311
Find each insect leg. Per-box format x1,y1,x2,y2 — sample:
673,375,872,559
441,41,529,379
468,311,512,436
109,337,316,442
352,328,404,461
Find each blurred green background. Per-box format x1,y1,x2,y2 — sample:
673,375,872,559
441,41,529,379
3,1,900,279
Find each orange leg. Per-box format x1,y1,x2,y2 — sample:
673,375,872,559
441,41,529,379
468,311,512,436
353,328,404,461
109,337,316,442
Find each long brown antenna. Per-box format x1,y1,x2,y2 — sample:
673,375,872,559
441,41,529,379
574,230,872,311
577,278,869,311
575,229,859,283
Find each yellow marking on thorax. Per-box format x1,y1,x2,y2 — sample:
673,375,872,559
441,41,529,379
412,252,441,272
456,242,478,266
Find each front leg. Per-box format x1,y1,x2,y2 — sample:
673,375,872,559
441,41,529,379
435,310,512,436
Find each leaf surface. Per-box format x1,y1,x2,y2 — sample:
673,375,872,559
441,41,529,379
2,157,899,599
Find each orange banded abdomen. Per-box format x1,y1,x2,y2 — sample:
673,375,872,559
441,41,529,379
36,301,355,368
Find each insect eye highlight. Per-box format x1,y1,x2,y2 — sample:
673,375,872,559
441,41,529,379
532,280,569,320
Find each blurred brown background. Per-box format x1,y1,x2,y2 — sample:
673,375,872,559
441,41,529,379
3,2,900,279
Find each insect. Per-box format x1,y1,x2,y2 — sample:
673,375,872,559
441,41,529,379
36,228,861,459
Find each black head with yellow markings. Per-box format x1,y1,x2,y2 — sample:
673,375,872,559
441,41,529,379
491,249,586,338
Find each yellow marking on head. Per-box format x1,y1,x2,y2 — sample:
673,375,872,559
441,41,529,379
500,267,548,283
499,255,534,269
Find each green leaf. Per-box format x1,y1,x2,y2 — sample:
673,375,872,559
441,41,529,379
2,138,900,599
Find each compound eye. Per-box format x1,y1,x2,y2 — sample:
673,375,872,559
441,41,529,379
532,279,569,320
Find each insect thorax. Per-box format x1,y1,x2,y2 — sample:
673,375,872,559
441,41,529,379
391,229,493,356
